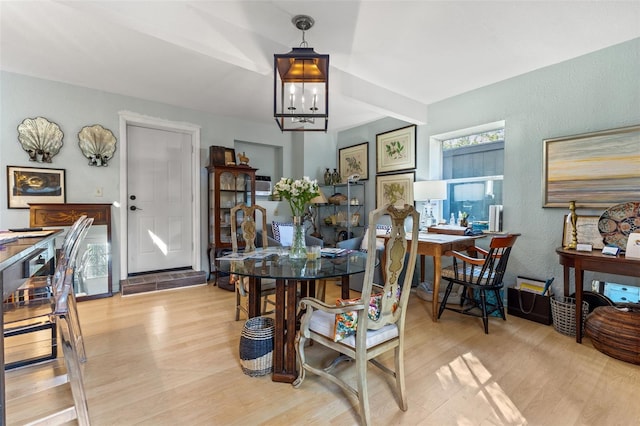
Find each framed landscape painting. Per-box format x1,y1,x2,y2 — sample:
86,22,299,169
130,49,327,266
339,142,368,181
7,165,66,209
376,172,415,209
376,125,416,174
543,125,640,207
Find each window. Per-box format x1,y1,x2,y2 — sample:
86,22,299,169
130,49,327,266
437,126,504,228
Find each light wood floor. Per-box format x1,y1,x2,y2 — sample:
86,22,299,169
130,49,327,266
6,283,640,425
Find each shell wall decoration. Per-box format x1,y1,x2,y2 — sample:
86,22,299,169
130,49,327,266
78,124,117,166
17,117,64,163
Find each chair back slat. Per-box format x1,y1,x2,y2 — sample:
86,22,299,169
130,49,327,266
451,233,519,287
230,203,268,252
359,204,419,332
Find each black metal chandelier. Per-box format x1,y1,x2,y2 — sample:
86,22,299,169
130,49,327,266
274,15,329,132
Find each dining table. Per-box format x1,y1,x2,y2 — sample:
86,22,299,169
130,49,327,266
217,248,368,383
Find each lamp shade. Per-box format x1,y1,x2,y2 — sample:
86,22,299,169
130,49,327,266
274,15,328,132
310,188,328,204
274,47,329,132
413,180,447,201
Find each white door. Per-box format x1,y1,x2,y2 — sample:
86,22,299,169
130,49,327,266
127,125,192,274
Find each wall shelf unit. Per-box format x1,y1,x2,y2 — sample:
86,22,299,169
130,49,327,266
317,181,366,246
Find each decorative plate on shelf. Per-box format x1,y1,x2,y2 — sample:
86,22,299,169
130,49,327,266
597,201,640,250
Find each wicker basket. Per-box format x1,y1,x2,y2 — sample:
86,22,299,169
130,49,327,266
585,305,640,365
550,296,589,337
239,316,274,377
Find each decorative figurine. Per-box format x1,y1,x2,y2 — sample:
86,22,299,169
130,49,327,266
237,152,250,166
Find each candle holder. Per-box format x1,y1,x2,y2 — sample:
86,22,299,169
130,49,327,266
564,200,578,250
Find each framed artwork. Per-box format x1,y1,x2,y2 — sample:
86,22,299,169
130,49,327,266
543,124,640,207
224,148,236,165
562,215,605,250
339,142,369,181
7,165,66,209
376,125,416,174
376,172,415,209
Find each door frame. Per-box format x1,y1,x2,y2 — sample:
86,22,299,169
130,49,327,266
118,111,201,280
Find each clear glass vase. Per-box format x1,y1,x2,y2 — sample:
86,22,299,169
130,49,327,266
289,216,307,260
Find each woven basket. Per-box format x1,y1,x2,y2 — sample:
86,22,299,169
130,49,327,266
550,297,589,337
239,316,274,377
585,305,640,365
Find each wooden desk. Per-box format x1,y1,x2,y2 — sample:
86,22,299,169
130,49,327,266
0,230,62,424
556,247,640,343
387,233,483,322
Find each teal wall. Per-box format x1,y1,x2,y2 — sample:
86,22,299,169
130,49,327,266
338,38,640,293
0,71,293,287
2,38,638,294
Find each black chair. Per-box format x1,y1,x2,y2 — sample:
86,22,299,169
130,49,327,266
438,233,520,334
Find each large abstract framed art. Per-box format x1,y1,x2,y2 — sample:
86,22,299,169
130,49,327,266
543,125,640,208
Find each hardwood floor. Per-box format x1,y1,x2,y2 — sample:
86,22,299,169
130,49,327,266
6,283,640,425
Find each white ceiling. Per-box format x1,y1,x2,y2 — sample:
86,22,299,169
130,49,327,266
2,1,639,132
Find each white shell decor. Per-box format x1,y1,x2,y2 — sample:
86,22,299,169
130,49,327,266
17,117,64,163
78,124,117,166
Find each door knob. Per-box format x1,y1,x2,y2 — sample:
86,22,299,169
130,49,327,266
130,206,142,211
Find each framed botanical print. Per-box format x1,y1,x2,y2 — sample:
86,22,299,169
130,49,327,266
376,125,416,174
7,165,66,209
376,172,415,209
339,142,368,181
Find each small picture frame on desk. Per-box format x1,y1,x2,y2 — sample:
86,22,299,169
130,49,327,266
562,215,605,250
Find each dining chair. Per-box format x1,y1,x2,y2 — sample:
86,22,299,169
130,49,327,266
230,203,276,320
437,233,520,334
28,266,91,425
4,216,93,369
294,203,419,425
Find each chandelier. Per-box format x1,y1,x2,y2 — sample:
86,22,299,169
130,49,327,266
274,15,329,132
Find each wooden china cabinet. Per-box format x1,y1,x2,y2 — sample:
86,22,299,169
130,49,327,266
206,165,257,286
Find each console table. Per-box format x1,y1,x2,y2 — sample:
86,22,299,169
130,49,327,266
556,247,640,343
29,203,113,299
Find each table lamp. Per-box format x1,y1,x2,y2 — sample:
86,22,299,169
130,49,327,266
413,180,447,230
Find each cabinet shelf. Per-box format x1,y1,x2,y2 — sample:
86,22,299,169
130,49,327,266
206,165,257,284
317,181,365,246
